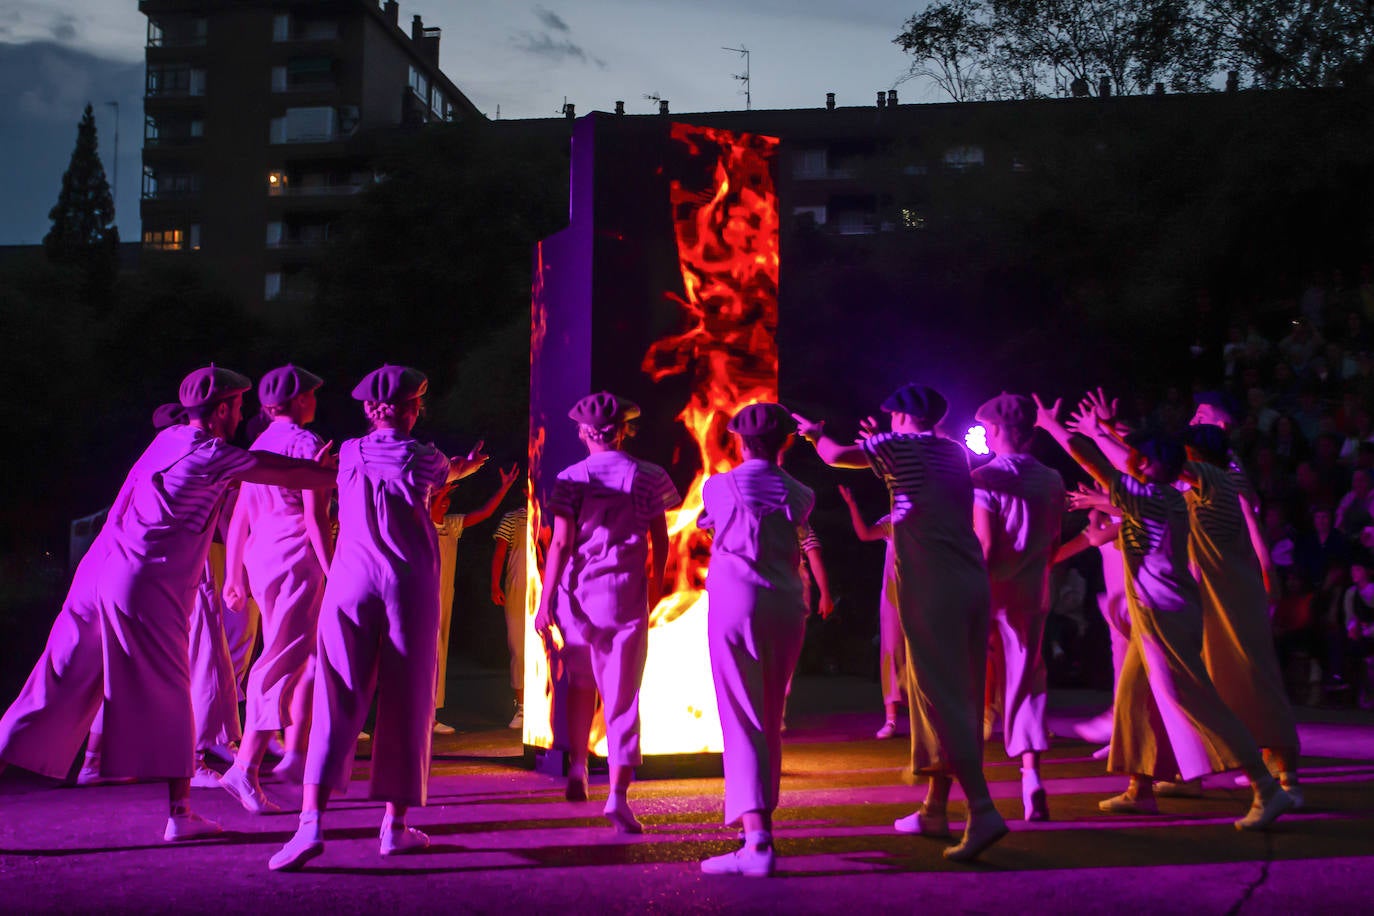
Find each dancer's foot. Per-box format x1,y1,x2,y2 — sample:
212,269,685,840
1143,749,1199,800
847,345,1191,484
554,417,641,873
1098,792,1159,815
1236,784,1294,831
270,818,323,871
944,807,1008,862
266,752,305,785
1154,778,1203,798
604,796,643,834
164,811,223,842
893,806,950,838
1070,709,1114,745
508,702,524,730
190,761,222,789
701,845,775,877
1022,770,1048,822
220,765,281,815
432,720,456,736
565,774,588,802
875,720,898,740
380,825,430,856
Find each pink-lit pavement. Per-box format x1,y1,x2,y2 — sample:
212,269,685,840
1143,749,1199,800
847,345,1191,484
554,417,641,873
3,674,1373,915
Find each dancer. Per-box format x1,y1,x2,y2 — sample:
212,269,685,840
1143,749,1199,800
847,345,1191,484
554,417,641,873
270,365,487,871
220,365,332,812
970,393,1065,822
0,365,336,842
491,505,530,728
794,383,1007,862
1182,424,1303,804
431,463,519,734
533,392,680,833
699,404,814,878
837,485,906,738
1033,394,1293,829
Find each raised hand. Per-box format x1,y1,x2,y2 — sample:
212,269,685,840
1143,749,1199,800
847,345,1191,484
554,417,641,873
1067,399,1101,436
1031,394,1062,430
313,440,338,470
1082,387,1118,423
497,463,520,492
838,484,856,505
223,580,247,614
791,412,824,442
452,439,490,479
1067,482,1111,512
857,416,882,441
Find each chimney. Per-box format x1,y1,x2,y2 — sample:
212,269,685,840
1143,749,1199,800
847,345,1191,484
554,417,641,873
1226,70,1239,93
1098,75,1111,97
411,13,441,66
876,91,886,109
383,1,398,25
563,102,575,119
658,99,669,115
615,100,625,115
825,92,835,111
887,89,898,106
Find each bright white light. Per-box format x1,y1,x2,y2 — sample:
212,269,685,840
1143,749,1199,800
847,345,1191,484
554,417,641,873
965,424,989,456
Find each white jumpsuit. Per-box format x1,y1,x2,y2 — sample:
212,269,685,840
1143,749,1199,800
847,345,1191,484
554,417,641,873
239,420,328,733
547,450,680,768
1106,473,1267,781
0,426,254,780
188,543,242,749
306,430,449,805
972,454,1065,758
700,460,814,825
860,432,991,783
494,508,529,691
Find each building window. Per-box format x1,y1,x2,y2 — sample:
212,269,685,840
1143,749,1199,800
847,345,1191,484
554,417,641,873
145,116,204,145
900,208,927,230
146,65,205,97
266,221,284,247
272,13,290,42
265,272,283,300
147,20,164,48
792,205,827,226
271,66,288,93
142,167,201,200
408,66,428,102
793,149,828,180
299,19,338,41
267,171,288,194
269,107,342,144
189,224,202,250
943,145,985,171
143,228,185,251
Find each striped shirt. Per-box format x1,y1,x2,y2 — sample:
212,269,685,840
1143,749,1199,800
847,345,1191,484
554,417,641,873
1109,471,1196,613
860,431,978,552
548,451,680,526
1185,461,1249,549
240,419,324,516
699,459,814,592
493,507,528,547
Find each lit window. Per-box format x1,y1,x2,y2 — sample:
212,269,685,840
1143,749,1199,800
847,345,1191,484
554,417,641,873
793,149,827,179
265,272,283,300
272,13,290,42
265,221,283,247
900,208,926,230
189,224,202,250
189,69,206,96
267,171,287,194
190,119,204,138
142,229,185,251
943,145,985,171
792,205,826,226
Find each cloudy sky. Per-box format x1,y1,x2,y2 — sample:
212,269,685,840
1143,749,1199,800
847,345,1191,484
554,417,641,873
0,0,934,243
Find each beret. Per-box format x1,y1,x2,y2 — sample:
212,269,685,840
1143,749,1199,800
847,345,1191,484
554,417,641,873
1182,423,1229,464
881,383,948,425
569,391,640,427
352,364,428,403
974,392,1034,430
259,364,323,406
152,402,187,429
179,364,252,409
728,402,794,438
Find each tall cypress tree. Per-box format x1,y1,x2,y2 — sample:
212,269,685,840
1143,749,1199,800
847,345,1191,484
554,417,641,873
44,104,120,267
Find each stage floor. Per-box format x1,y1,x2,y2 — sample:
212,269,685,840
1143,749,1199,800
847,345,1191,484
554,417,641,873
3,674,1372,914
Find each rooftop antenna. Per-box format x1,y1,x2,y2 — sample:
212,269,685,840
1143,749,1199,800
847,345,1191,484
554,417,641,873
721,45,750,110
643,91,663,108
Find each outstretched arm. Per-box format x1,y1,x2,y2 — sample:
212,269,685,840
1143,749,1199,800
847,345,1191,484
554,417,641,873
447,440,490,483
792,413,871,469
238,443,337,491
464,464,520,527
1034,394,1116,490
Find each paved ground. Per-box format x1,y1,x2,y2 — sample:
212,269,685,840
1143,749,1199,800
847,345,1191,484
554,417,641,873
2,672,1373,914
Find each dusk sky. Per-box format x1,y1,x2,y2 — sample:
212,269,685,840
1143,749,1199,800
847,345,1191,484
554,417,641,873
0,0,934,244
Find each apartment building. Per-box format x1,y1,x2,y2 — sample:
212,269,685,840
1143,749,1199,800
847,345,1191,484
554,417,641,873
139,0,482,314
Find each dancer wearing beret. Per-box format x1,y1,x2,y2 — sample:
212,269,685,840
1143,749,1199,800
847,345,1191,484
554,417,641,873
271,365,487,871
533,392,681,833
794,383,1007,862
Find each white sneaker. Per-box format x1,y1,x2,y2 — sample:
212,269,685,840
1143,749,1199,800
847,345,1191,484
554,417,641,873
432,720,456,736
1071,709,1115,745
1154,778,1203,798
894,807,950,837
875,720,897,739
220,766,281,815
203,743,238,765
190,764,221,788
508,706,524,730
944,809,1009,862
266,752,305,785
1236,787,1294,831
164,811,223,842
265,735,287,759
357,730,371,741
270,823,324,871
380,826,430,856
701,846,775,877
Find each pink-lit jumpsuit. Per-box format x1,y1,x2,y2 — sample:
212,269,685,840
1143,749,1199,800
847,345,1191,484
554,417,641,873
547,451,680,769
188,542,242,750
305,429,448,805
872,514,908,708
699,459,814,824
972,454,1065,759
239,420,328,734
0,426,254,779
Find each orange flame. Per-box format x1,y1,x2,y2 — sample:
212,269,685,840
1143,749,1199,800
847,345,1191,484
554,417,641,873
523,240,554,749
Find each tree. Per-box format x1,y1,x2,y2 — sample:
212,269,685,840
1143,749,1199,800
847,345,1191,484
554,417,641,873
895,0,1374,100
44,104,120,269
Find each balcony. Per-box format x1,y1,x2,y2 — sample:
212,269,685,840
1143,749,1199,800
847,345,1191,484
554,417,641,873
147,17,207,48
145,66,206,99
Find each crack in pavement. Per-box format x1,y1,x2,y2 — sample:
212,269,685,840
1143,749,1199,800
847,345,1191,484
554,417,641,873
1225,832,1275,916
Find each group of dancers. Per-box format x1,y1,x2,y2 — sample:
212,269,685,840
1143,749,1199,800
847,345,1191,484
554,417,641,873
0,363,1301,876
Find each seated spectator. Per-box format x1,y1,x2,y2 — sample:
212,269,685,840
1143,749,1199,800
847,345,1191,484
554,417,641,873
1278,318,1323,372
1272,414,1308,474
1338,553,1374,706
1248,387,1280,437
1273,570,1317,703
1336,469,1374,537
